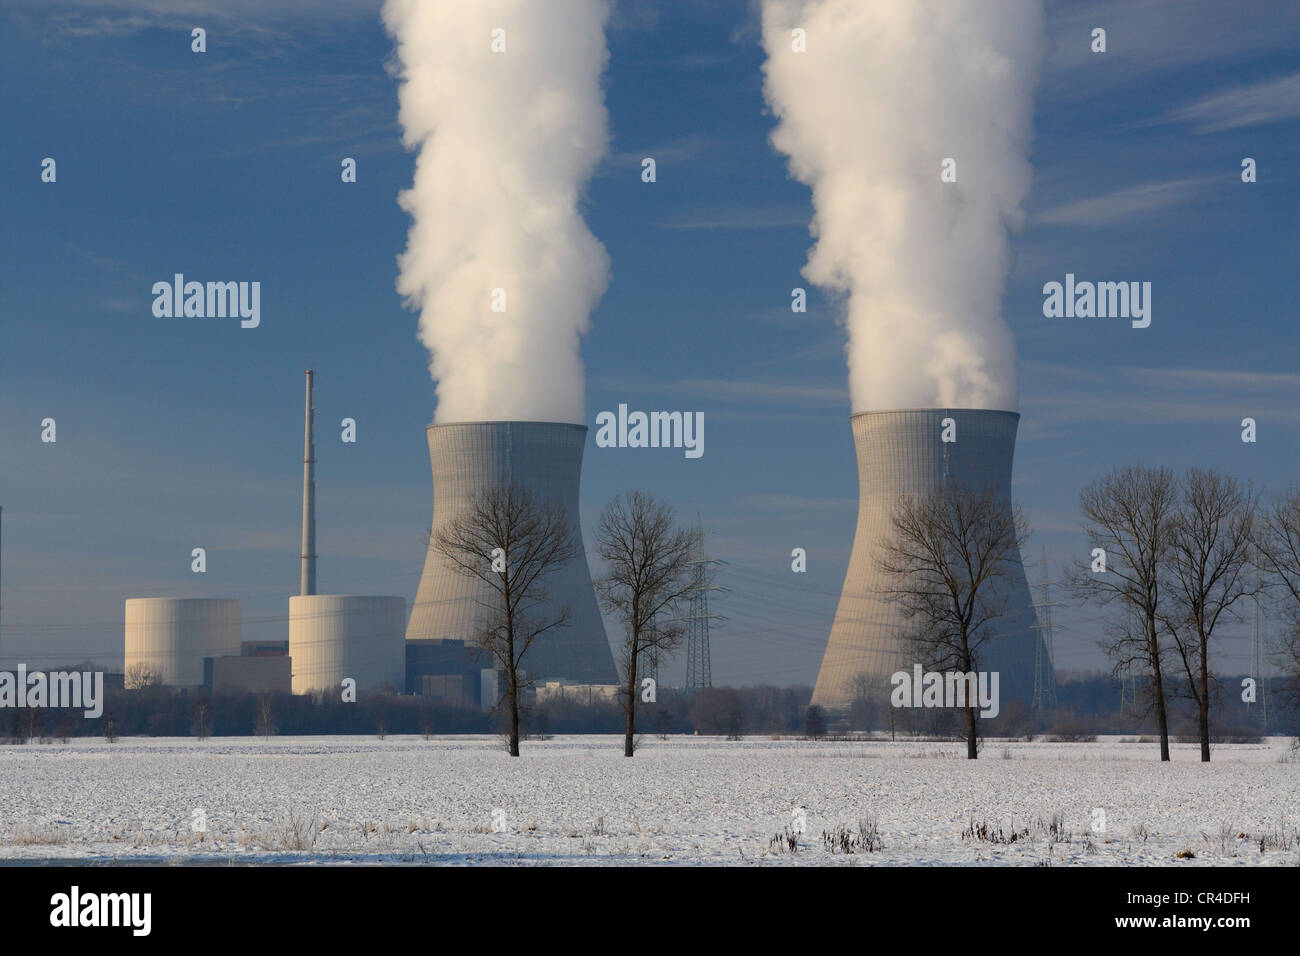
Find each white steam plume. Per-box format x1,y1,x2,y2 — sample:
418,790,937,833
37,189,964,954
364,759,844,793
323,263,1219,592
761,0,1046,412
384,0,611,424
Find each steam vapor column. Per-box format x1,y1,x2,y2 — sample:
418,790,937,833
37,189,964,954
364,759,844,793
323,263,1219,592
811,409,1048,712
300,370,316,596
405,421,617,684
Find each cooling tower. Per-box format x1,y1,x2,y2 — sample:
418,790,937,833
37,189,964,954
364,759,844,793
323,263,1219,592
124,597,241,686
290,595,405,695
811,409,1049,713
405,422,617,684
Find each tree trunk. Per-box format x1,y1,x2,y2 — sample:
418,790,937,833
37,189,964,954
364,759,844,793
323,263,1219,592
508,666,520,757
1149,620,1170,761
1199,630,1211,762
624,643,638,758
965,704,977,759
961,645,977,759
506,629,520,757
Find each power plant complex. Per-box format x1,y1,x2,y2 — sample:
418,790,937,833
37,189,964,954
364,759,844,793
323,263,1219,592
120,377,614,705
117,386,1051,717
811,409,1050,713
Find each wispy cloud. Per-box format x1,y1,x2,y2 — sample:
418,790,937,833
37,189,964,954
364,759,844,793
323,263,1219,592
1165,71,1300,133
654,203,810,231
1035,176,1219,227
1021,361,1300,428
1040,0,1300,101
675,378,847,405
1129,366,1300,390
25,0,380,32
600,135,719,177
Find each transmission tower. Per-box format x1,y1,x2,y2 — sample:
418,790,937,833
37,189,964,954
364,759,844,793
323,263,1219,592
683,515,724,690
1030,548,1059,713
1249,594,1269,728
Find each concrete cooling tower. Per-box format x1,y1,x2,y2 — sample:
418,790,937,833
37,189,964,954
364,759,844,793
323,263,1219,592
124,597,241,687
406,421,617,684
290,595,405,695
811,409,1050,713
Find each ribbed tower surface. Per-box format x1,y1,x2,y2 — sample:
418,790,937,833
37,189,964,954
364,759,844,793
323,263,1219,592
811,409,1049,713
405,421,617,685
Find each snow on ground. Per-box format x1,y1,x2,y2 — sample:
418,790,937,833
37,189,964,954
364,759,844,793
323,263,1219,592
0,735,1295,865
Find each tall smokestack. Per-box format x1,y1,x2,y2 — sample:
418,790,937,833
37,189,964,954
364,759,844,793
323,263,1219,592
810,410,1049,711
300,370,316,596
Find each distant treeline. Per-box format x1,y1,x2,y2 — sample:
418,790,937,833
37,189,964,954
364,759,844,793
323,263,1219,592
3,674,1295,741
837,672,1296,741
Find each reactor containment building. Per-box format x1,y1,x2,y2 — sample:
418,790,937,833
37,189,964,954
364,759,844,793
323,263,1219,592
124,597,242,687
405,421,618,685
811,409,1051,713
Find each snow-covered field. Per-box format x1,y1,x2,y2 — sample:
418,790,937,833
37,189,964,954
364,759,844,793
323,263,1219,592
0,735,1296,865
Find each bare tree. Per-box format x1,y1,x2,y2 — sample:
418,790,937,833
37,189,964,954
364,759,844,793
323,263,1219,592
594,491,699,757
124,661,164,690
1159,469,1258,762
433,483,577,757
1071,466,1178,761
255,694,275,738
192,699,211,740
878,480,1029,759
804,705,827,740
1253,486,1300,707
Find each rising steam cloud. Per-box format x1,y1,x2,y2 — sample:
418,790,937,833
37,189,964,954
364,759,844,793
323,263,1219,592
384,0,611,424
761,0,1046,412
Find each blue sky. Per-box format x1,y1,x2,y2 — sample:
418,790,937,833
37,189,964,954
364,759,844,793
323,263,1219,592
2,0,1298,687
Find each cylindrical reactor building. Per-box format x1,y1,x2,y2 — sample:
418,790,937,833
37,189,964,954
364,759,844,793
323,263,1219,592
405,422,617,684
811,409,1051,712
289,595,405,695
124,598,242,686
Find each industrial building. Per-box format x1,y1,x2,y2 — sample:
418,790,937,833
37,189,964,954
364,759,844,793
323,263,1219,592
405,638,490,706
289,595,406,695
811,409,1051,713
124,597,242,687
204,655,290,695
405,421,618,685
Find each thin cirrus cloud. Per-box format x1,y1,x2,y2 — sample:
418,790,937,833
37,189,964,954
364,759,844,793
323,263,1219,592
599,135,719,177
1021,362,1300,426
1041,0,1300,95
28,0,381,29
675,378,848,405
1164,71,1300,133
1034,176,1220,228
653,204,813,231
